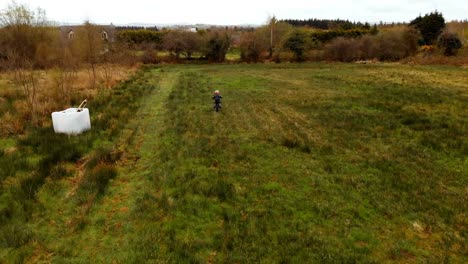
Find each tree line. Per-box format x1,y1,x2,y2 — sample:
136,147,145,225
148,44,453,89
280,18,372,30
1,3,464,71
116,26,159,31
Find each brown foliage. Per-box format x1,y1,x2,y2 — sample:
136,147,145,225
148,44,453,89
239,32,267,62
140,49,158,64
0,2,53,126
162,31,185,59
402,48,468,66
0,2,140,134
324,37,360,62
324,28,420,62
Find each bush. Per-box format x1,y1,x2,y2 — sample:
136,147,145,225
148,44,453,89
358,35,375,59
139,48,159,64
438,32,462,56
324,28,420,62
284,30,310,62
117,30,163,46
372,31,410,61
379,28,419,60
202,31,230,62
310,29,373,43
239,32,266,62
324,37,360,62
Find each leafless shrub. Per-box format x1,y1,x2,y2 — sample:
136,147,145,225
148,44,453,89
324,28,420,62
0,2,51,126
240,31,268,62
141,48,159,64
324,37,360,62
73,21,104,89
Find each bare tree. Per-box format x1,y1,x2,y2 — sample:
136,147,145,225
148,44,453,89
163,30,185,59
0,1,50,126
240,31,268,62
268,15,277,58
181,31,200,59
52,42,78,105
74,21,103,89
100,40,115,88
255,21,293,61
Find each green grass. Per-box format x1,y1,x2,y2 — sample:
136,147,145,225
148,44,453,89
1,63,467,263
151,48,240,61
0,67,157,262
225,47,241,61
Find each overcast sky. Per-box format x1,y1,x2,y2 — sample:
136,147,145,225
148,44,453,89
1,0,467,25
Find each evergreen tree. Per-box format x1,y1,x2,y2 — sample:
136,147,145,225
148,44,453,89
284,30,309,62
371,25,379,35
204,31,230,62
410,11,445,45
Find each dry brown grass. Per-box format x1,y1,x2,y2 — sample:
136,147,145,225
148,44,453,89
0,64,139,136
446,21,468,42
402,47,468,66
0,112,25,135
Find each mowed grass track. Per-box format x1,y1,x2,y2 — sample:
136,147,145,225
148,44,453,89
2,63,466,262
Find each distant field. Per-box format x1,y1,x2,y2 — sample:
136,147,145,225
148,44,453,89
150,48,241,61
1,63,467,262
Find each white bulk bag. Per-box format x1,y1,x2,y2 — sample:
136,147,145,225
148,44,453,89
51,108,91,135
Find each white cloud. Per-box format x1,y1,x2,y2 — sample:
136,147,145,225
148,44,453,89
1,0,466,25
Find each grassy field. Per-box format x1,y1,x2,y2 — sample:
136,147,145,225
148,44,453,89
0,63,467,263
